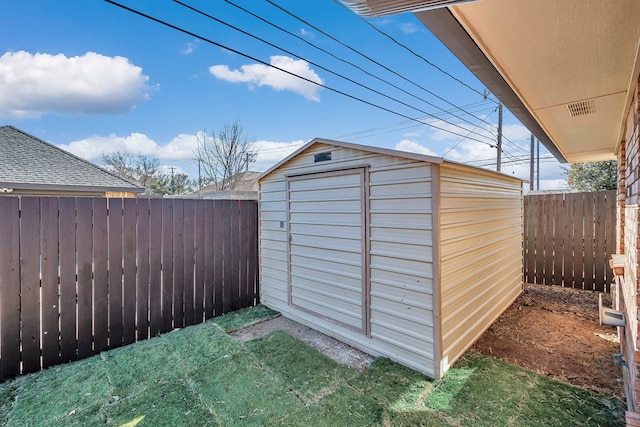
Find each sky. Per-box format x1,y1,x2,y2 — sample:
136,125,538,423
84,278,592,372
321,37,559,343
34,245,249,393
0,0,567,190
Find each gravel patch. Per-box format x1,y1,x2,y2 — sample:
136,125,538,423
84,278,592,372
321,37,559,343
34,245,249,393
231,316,374,371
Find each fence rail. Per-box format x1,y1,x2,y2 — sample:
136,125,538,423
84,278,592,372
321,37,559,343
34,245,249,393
524,190,616,292
0,196,258,380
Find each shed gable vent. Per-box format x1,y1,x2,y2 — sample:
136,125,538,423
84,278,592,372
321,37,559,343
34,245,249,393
567,100,595,117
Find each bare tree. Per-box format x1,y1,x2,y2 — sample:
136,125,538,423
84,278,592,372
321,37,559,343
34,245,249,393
195,120,257,190
102,152,162,192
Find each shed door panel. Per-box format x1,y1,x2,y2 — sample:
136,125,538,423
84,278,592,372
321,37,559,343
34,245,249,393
288,169,366,331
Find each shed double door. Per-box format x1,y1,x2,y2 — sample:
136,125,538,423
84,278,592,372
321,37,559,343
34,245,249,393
287,167,368,332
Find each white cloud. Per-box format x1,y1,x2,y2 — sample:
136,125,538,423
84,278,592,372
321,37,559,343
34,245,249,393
253,140,305,171
394,139,438,157
399,22,419,34
209,55,323,101
439,133,568,190
58,132,198,162
181,42,194,55
58,132,305,175
0,51,150,118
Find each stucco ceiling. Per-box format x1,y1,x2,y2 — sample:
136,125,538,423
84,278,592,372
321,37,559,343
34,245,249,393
345,0,640,163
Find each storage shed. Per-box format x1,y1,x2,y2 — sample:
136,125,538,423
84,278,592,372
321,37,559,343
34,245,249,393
259,139,523,378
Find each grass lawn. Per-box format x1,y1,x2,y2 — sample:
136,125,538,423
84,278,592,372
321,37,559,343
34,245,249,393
0,305,623,426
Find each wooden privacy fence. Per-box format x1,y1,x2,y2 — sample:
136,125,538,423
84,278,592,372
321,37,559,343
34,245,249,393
0,196,258,380
524,190,616,292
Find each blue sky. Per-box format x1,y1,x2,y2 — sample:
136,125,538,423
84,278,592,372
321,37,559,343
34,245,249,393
0,0,566,189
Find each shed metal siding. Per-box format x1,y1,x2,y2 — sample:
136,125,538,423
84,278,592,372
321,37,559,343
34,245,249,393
438,163,523,371
288,169,367,331
259,142,436,376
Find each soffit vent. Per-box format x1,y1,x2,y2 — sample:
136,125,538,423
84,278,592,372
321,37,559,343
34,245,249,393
567,100,595,117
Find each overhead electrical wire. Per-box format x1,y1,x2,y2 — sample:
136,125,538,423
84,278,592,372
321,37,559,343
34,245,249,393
221,0,492,136
264,0,499,131
333,102,496,140
442,104,499,158
173,0,500,144
335,0,494,103
260,0,531,160
104,0,503,148
328,0,533,157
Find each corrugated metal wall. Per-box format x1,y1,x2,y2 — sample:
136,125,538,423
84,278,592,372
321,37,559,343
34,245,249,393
438,164,523,372
260,142,437,376
288,169,367,331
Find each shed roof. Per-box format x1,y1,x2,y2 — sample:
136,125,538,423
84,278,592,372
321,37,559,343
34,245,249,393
260,138,522,183
0,125,144,193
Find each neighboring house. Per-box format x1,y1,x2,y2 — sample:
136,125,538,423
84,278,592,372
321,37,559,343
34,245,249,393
187,171,260,200
341,0,640,422
0,126,143,197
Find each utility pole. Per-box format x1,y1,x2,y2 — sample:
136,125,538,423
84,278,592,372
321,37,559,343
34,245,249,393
529,134,534,191
169,166,175,194
496,102,503,172
536,139,540,190
197,158,202,196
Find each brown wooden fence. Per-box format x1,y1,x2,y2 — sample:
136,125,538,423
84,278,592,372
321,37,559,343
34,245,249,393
524,190,616,292
0,196,258,380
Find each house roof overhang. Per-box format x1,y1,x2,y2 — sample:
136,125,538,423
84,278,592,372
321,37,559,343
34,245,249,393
343,0,640,163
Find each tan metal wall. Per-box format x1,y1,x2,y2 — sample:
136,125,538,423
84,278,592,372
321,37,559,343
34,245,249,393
438,163,523,373
287,169,367,331
260,142,437,376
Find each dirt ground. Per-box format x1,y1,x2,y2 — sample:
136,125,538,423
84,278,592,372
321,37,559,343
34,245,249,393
472,283,623,397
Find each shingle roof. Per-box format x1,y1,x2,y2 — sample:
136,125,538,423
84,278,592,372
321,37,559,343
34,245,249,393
0,125,143,192
193,171,261,195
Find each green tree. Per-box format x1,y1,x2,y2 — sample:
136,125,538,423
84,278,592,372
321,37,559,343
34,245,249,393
566,160,617,191
150,172,195,195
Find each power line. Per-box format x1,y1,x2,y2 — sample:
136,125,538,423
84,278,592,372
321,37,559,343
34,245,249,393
338,0,492,102
443,104,500,158
219,0,501,142
263,0,501,134
104,0,502,148
173,0,500,144
333,102,496,140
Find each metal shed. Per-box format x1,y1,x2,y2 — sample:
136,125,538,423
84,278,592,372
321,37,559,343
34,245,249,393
259,139,523,378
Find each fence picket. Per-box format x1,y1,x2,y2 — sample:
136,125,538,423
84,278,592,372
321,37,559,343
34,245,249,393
108,198,124,349
213,200,224,316
148,199,162,337
194,200,206,323
161,200,174,333
594,192,606,289
0,197,20,379
19,197,41,373
183,199,196,327
204,200,215,319
137,198,150,341
173,199,185,328
41,197,60,368
59,198,77,362
93,198,109,352
552,194,564,286
76,198,93,358
123,199,138,345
